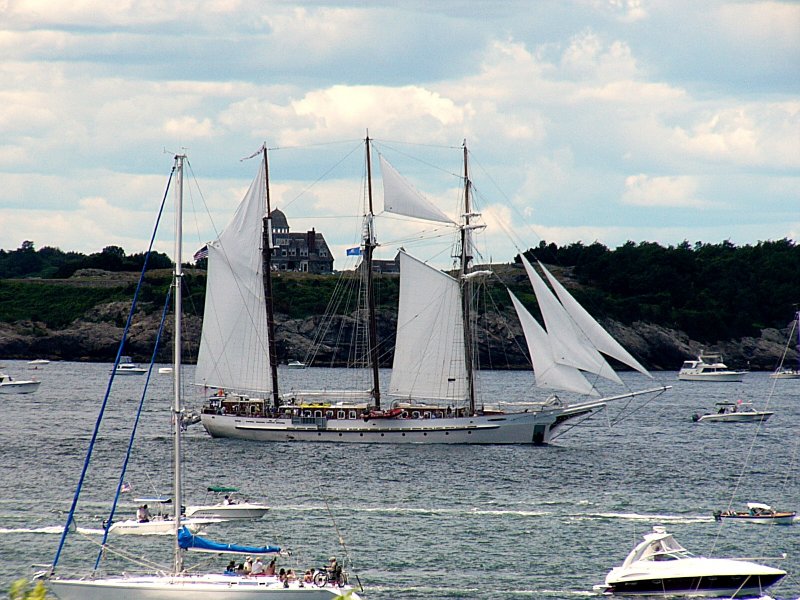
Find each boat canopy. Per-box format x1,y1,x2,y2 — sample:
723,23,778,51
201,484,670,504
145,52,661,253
133,496,171,503
747,502,772,511
177,526,280,555
207,486,238,493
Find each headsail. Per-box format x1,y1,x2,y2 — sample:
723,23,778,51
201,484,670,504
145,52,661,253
379,155,455,224
389,251,467,400
521,255,623,385
195,160,272,394
509,292,599,396
538,261,652,378
177,526,280,555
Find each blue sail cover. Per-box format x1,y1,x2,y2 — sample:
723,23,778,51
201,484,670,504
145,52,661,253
178,526,280,554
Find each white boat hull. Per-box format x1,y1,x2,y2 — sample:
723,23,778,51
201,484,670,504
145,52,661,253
201,402,604,445
184,503,269,519
49,574,358,599
0,380,41,394
678,372,745,382
695,411,772,423
719,514,795,525
108,518,209,535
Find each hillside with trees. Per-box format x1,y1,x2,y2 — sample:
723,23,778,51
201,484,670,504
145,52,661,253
0,239,798,369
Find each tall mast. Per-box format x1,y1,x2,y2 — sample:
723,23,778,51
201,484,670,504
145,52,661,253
172,153,185,574
261,145,280,410
460,141,476,415
364,134,381,408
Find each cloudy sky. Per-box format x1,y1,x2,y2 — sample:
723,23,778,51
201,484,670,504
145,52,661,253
2,0,798,267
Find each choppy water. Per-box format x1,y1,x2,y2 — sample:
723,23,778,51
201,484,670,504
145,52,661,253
0,359,798,599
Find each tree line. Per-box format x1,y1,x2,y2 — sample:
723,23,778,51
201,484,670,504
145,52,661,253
1,238,799,344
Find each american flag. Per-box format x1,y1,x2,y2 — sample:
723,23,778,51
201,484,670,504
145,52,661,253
193,245,209,261
120,482,133,493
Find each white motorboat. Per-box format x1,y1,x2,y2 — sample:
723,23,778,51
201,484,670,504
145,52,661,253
112,356,147,375
0,373,41,394
771,367,800,379
714,502,796,525
678,353,746,382
197,138,670,446
286,360,307,369
107,497,216,535
47,153,364,600
185,486,270,520
692,401,773,423
27,359,50,365
598,526,785,597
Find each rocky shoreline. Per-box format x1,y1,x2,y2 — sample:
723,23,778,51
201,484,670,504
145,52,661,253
0,300,795,372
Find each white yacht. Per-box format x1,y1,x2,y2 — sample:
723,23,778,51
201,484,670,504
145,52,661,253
678,353,746,382
599,526,785,596
112,356,147,375
185,487,269,520
0,373,41,394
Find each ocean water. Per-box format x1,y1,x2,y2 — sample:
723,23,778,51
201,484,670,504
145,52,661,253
0,359,798,599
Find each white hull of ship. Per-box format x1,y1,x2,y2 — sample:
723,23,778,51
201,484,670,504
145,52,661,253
0,380,40,394
677,372,745,382
200,402,605,445
184,503,269,519
49,574,357,599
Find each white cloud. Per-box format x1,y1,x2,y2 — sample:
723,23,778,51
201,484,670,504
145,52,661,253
621,174,706,208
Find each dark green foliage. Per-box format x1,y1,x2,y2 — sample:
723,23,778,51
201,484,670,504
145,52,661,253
524,238,800,343
0,280,132,327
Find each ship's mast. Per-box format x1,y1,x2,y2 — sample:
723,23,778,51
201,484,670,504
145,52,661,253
261,145,280,410
172,153,185,574
364,134,382,409
459,141,476,415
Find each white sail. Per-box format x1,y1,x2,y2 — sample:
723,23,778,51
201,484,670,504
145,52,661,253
379,155,455,224
389,251,467,400
539,261,653,378
521,255,623,385
510,292,599,396
195,160,272,394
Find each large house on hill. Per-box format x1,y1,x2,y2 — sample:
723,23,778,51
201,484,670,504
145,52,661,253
270,209,334,273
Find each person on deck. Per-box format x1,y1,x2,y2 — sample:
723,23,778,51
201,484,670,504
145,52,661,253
136,504,151,523
265,558,276,576
251,556,264,575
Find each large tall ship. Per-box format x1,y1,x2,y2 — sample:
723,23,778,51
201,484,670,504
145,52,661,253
197,138,669,444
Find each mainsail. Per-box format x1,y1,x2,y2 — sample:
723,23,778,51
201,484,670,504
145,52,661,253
177,526,280,555
195,160,272,394
389,251,467,400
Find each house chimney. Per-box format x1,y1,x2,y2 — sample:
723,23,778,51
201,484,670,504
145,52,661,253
307,228,316,253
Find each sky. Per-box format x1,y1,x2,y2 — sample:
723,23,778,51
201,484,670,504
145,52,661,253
1,0,799,268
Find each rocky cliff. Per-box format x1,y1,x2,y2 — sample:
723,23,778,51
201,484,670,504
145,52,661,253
0,299,795,372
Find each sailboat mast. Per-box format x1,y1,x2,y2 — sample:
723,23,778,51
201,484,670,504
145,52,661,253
261,145,280,410
172,153,185,574
364,134,382,409
460,141,476,415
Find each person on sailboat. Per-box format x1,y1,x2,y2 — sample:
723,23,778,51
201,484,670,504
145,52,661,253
251,556,264,575
265,557,276,576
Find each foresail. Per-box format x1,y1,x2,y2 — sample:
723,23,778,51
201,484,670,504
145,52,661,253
379,155,455,224
510,292,599,396
539,261,652,378
521,256,623,385
195,160,272,394
389,251,467,400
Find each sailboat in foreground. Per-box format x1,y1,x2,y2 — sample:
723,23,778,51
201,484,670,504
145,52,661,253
47,154,362,599
198,138,670,445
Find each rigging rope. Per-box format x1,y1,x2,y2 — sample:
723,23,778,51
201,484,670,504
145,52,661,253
50,164,174,575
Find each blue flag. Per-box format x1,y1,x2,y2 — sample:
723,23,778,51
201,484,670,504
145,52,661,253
346,247,361,256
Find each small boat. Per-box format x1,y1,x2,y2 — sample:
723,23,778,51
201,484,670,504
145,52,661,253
771,367,800,379
185,486,270,520
714,502,796,525
0,373,41,394
112,356,147,375
107,497,217,535
598,526,785,597
678,352,746,382
692,401,773,423
159,366,174,374
27,359,50,365
286,360,307,369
